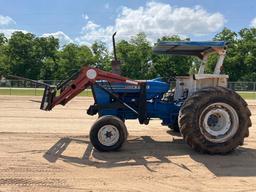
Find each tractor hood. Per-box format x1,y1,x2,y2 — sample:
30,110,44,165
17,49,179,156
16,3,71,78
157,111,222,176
153,41,226,59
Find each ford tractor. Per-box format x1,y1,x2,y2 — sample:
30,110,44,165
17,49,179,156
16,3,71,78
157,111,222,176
37,34,251,154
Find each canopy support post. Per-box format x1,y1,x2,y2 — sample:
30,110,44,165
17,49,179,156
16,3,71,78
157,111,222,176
213,48,226,75
198,54,208,74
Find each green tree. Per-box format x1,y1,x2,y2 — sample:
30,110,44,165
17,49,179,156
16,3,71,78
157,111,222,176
91,41,111,71
1,29,256,82
0,33,9,76
38,36,59,80
212,27,256,81
7,32,37,78
117,33,152,79
0,33,7,45
6,32,60,79
57,43,94,79
238,28,256,81
208,28,239,80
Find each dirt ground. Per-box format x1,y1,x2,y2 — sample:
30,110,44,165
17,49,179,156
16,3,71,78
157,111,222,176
0,95,256,192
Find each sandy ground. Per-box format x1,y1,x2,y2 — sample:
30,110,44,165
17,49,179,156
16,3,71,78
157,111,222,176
0,96,256,192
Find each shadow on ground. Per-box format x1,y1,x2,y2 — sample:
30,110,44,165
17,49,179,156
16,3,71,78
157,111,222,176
43,130,256,176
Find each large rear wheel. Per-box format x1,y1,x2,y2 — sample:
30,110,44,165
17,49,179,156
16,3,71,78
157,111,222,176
178,87,251,154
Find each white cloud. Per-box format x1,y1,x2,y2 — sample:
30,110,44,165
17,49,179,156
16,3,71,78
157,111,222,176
0,29,28,38
82,21,100,31
0,15,16,27
0,15,73,47
42,31,73,47
77,2,225,46
250,17,256,27
82,13,89,20
0,15,28,38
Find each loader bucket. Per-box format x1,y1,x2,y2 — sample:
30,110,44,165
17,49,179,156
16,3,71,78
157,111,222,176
40,86,56,111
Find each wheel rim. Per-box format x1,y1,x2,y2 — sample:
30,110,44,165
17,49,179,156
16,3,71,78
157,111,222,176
199,102,239,143
97,125,120,146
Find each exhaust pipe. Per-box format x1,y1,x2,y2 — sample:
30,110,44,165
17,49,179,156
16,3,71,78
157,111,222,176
111,32,121,75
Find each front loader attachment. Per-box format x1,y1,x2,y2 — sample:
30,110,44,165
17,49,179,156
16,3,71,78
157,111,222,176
40,69,81,111
10,66,139,111
40,67,139,111
40,85,57,110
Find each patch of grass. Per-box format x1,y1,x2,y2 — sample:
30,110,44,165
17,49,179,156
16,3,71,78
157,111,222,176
237,92,256,100
0,88,255,99
0,88,12,95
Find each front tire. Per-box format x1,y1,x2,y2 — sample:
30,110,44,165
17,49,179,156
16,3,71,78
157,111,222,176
178,87,251,154
90,115,128,152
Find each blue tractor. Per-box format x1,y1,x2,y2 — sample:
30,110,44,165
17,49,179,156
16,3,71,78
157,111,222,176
39,34,251,154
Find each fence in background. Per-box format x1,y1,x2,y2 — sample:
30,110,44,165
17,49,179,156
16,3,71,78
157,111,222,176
0,79,256,96
0,79,56,88
0,79,91,96
228,82,256,91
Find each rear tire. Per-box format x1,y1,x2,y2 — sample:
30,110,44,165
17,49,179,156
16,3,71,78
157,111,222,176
90,115,128,152
178,87,251,154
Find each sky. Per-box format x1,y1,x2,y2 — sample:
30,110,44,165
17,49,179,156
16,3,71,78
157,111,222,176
0,0,256,47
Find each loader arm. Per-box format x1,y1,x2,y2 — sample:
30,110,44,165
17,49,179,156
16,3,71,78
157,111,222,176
40,66,139,111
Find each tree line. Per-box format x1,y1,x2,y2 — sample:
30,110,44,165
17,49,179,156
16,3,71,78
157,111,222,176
0,27,256,82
